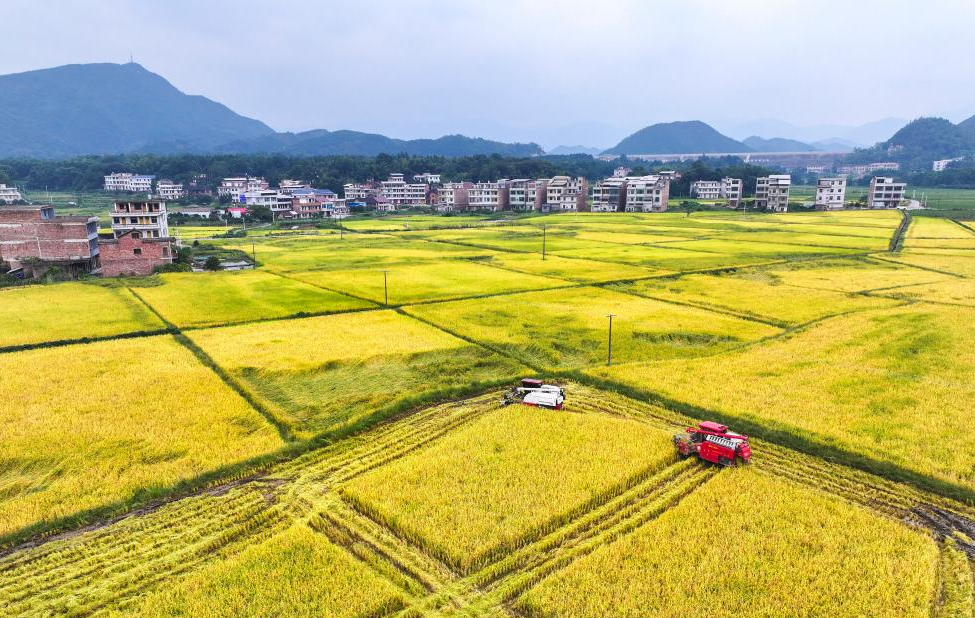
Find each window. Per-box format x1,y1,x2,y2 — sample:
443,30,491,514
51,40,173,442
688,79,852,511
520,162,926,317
133,248,142,255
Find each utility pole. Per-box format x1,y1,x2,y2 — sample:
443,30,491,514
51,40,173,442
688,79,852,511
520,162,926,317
382,270,389,306
606,314,616,366
542,224,547,260
339,216,344,240
252,242,256,265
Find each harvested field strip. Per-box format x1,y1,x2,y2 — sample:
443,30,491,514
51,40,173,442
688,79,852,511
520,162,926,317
936,540,974,618
0,486,289,617
312,496,457,594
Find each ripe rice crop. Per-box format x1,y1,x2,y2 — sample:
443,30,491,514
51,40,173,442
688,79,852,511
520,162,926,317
286,260,564,305
403,286,778,369
662,238,861,257
169,225,235,239
906,217,975,240
572,230,696,245
341,214,498,231
108,525,406,618
341,405,677,573
518,469,938,618
877,278,975,306
593,304,975,492
188,310,526,435
881,251,975,277
0,335,283,538
478,252,663,282
759,257,952,292
0,282,163,348
612,271,899,326
220,234,491,273
551,243,771,271
134,270,373,327
722,230,890,250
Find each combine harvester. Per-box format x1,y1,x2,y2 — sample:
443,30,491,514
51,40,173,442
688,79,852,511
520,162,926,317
501,378,566,410
673,421,752,466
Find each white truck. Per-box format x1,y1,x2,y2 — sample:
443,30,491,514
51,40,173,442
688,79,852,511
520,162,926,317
501,379,566,410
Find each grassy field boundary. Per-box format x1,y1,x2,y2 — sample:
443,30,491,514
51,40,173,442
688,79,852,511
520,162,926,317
889,210,912,252
0,327,174,356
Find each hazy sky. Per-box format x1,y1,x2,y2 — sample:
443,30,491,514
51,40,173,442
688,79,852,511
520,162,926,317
3,0,974,148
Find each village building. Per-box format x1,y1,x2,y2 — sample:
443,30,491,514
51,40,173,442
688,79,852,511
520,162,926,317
0,205,100,276
867,176,907,209
543,176,588,211
437,182,472,212
110,199,170,239
814,177,847,210
217,176,268,199
0,184,23,203
468,181,510,211
154,179,184,200
104,172,155,193
755,175,792,212
98,230,174,277
623,175,670,212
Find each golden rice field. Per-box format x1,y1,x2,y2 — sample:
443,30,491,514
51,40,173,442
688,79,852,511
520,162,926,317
187,310,526,436
341,405,676,572
0,282,164,348
0,335,282,539
134,270,373,327
519,469,939,618
404,285,779,369
5,209,975,617
592,303,975,494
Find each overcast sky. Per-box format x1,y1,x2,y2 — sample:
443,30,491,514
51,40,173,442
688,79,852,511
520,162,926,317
2,0,974,148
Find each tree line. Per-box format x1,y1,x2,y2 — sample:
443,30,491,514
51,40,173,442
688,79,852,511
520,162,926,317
0,153,774,196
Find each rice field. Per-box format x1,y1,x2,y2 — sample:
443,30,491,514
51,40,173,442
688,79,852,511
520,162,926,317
404,286,779,369
5,208,975,617
133,270,372,327
0,282,164,348
341,405,676,572
0,335,283,539
610,270,901,326
519,469,938,618
592,304,975,494
187,310,527,436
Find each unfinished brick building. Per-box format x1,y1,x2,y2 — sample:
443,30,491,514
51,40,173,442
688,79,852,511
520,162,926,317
0,205,101,276
99,229,174,276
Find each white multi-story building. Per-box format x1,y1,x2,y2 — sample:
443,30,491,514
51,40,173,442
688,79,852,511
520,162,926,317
468,181,509,211
241,190,294,216
110,199,170,239
837,162,900,179
624,175,670,212
104,173,155,193
343,183,374,201
591,177,628,212
814,177,847,210
279,179,310,193
413,173,441,184
690,178,742,206
544,176,588,211
932,158,963,172
437,182,472,212
154,179,185,200
379,173,428,206
507,179,546,211
612,166,632,178
0,184,23,203
217,177,268,199
867,176,906,209
755,175,792,212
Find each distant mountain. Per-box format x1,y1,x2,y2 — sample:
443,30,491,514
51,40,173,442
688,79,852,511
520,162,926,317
719,117,908,148
0,63,544,159
602,121,750,156
742,136,818,152
217,129,543,157
547,145,602,156
810,138,858,153
957,113,975,138
0,63,274,158
845,117,975,171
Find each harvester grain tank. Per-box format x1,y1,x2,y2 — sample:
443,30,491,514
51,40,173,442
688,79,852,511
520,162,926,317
673,421,751,466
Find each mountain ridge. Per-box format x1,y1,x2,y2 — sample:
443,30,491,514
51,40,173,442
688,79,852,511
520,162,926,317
602,121,751,155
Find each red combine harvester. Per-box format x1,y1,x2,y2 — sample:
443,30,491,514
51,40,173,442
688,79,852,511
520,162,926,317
501,379,566,410
673,421,751,466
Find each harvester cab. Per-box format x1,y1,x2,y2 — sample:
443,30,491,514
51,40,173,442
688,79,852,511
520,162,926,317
501,378,566,410
673,421,751,466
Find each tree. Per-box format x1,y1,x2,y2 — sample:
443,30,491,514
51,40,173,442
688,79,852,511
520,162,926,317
203,256,221,271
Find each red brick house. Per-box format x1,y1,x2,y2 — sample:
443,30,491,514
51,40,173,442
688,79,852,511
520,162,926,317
98,230,174,276
0,205,101,276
